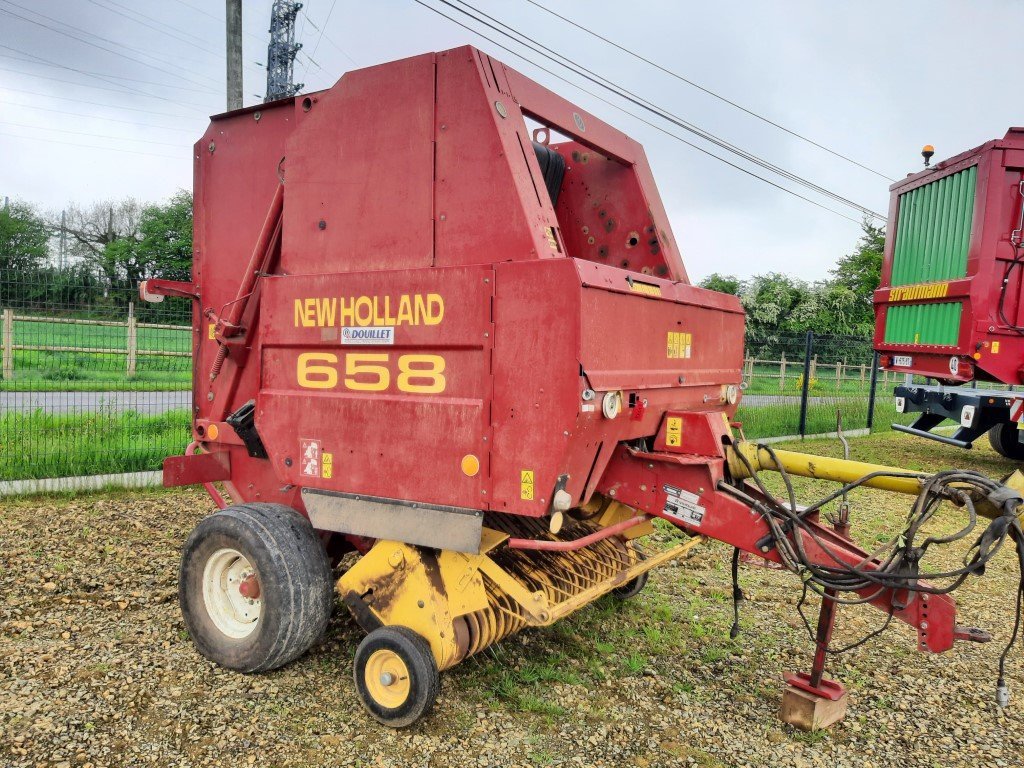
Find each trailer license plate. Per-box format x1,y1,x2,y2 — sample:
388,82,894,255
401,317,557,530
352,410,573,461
893,355,913,367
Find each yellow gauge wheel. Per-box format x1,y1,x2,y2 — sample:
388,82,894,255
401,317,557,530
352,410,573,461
364,649,411,709
353,625,440,728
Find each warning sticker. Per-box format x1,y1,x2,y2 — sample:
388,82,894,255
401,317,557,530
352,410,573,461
666,331,692,359
665,416,682,447
520,470,535,501
208,323,216,340
300,439,321,478
321,451,333,479
662,484,705,528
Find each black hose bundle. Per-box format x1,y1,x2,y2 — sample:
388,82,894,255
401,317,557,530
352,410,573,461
721,443,1024,705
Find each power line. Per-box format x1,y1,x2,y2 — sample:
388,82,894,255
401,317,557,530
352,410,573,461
307,0,338,66
524,0,894,182
0,131,184,160
410,0,862,224
422,0,882,221
0,1,219,93
0,46,218,95
0,63,212,107
0,86,204,118
445,0,882,220
0,120,186,147
83,0,224,59
300,9,359,67
0,100,196,132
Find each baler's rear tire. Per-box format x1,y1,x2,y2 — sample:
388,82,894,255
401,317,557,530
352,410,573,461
179,503,333,673
612,570,649,599
354,626,440,728
988,422,1024,460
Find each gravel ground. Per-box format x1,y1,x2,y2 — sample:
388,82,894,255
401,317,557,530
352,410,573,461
2,432,1023,768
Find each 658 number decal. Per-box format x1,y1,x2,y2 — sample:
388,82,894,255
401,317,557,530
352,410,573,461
297,352,447,394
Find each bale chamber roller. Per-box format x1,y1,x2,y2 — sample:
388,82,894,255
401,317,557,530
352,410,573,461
149,47,1024,729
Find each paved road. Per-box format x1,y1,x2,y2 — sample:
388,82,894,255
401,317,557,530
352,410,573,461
0,390,190,415
1,390,858,415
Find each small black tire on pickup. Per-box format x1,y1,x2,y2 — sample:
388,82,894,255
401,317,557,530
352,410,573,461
612,569,649,599
354,626,440,728
179,503,333,673
988,422,1024,460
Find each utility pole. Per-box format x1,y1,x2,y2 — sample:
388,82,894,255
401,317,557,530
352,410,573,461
265,1,304,101
225,0,243,110
59,209,66,270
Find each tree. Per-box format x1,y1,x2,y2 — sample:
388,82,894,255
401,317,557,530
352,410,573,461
739,272,813,342
58,198,143,283
830,218,885,328
699,273,741,295
102,191,193,286
0,199,51,271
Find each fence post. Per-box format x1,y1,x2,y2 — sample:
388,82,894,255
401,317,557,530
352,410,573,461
860,363,866,388
2,308,12,380
836,361,843,390
126,302,137,378
867,351,880,430
798,331,813,438
810,354,818,381
779,353,786,392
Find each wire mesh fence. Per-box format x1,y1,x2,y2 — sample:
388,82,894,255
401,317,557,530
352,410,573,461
0,270,192,482
0,270,948,482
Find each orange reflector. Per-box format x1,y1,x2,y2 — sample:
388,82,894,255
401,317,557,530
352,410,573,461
973,353,982,360
461,454,480,477
207,423,220,441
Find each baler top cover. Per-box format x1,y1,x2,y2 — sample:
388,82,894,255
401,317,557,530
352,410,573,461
186,46,743,519
874,128,1024,384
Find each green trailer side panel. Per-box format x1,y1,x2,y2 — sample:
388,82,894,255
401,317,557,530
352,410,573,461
883,302,962,346
890,165,977,286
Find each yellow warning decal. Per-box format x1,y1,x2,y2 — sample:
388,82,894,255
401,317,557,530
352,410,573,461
665,417,683,447
887,282,950,303
520,470,535,501
993,341,1001,354
667,331,692,359
322,452,333,480
629,280,662,297
208,323,216,340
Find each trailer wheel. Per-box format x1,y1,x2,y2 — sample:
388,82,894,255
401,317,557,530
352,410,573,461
612,570,649,599
354,626,440,728
179,503,333,673
988,422,1024,460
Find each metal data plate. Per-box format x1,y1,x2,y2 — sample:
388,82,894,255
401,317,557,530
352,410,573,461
301,488,483,554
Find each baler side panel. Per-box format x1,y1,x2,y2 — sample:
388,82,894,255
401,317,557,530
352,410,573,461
433,48,562,269
280,52,437,274
192,101,302,508
553,139,674,278
491,259,582,517
255,267,493,509
500,63,688,283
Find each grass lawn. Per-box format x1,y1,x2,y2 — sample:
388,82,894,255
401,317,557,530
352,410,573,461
2,316,191,391
0,408,191,481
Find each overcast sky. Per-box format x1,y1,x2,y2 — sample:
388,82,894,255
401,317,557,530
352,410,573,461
1,0,1021,282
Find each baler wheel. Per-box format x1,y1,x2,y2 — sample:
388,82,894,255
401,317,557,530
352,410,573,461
178,503,333,673
354,626,440,728
612,569,649,599
988,422,1024,460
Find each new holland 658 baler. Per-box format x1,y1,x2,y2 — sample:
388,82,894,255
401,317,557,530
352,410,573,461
145,47,1024,729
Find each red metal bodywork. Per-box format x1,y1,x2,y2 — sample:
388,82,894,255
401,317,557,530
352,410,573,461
174,46,743,517
874,128,1024,383
156,46,976,670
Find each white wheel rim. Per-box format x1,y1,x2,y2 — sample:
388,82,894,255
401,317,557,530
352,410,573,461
202,547,262,639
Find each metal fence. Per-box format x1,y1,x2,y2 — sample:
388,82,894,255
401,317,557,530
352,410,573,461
0,270,192,484
0,270,920,485
736,332,903,442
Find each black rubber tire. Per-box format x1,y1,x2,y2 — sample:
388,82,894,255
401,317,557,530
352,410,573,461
353,626,440,728
988,422,1024,460
612,569,649,599
179,503,333,673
